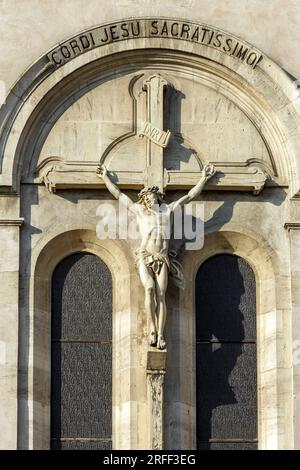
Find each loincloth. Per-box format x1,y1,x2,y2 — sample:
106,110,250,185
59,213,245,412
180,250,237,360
135,248,184,289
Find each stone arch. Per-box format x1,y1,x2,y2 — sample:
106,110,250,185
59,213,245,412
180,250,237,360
0,18,299,196
18,228,141,449
2,18,296,451
164,228,293,450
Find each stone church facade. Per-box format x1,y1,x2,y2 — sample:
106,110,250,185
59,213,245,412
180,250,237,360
1,1,300,450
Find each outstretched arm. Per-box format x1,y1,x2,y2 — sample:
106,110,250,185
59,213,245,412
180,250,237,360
96,164,134,209
172,164,215,210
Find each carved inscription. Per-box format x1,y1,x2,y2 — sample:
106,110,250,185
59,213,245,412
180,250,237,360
140,122,171,148
48,18,263,69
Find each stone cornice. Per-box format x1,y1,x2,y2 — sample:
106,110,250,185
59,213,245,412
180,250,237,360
284,222,300,231
0,218,24,227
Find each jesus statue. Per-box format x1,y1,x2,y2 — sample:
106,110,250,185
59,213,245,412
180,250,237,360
97,163,215,349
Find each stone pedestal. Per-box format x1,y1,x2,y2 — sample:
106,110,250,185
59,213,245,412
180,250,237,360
146,349,167,450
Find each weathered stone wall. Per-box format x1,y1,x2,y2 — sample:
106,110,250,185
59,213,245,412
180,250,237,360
1,0,300,451
1,0,300,96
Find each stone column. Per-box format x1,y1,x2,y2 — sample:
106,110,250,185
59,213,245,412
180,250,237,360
0,197,23,449
146,349,166,450
285,223,300,449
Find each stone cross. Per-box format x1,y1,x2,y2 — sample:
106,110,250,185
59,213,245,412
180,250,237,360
40,72,268,196
140,74,171,192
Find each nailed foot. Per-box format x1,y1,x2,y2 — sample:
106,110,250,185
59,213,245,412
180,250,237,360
157,334,166,350
149,330,157,347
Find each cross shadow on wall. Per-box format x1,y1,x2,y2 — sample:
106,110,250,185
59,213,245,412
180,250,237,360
163,87,204,170
195,254,257,449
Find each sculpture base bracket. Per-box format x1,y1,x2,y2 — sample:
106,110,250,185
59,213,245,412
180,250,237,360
146,349,167,450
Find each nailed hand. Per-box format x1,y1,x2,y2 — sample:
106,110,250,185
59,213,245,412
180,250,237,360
96,163,107,177
203,164,215,178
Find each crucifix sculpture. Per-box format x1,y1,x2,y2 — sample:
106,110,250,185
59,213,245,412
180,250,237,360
97,74,215,350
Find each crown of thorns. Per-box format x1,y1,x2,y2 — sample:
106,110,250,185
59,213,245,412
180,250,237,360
138,186,165,202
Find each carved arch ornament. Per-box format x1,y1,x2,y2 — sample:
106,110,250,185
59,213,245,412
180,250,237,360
0,18,300,196
29,229,140,449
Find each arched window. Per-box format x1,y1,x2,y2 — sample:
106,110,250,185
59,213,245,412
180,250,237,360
196,254,257,450
51,253,112,449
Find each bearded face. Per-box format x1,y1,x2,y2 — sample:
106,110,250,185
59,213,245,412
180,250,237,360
138,186,165,210
144,192,159,208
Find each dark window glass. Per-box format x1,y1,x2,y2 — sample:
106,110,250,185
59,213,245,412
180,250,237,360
51,253,112,450
196,254,257,450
